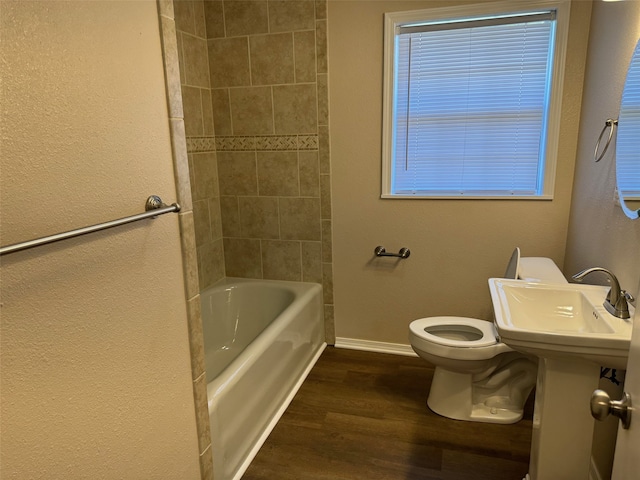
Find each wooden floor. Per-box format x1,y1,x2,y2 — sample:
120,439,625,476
243,347,533,480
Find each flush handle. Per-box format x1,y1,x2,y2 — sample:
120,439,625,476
590,389,632,429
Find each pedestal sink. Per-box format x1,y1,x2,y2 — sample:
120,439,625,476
488,279,633,480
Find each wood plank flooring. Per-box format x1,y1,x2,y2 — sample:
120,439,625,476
242,346,533,480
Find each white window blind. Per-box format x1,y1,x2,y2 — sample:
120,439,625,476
391,11,556,196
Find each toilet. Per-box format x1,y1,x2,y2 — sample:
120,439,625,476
409,248,567,424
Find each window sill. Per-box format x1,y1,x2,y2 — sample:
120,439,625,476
380,194,554,200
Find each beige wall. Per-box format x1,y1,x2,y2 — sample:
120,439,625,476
1,2,201,478
328,0,592,345
564,1,640,294
564,2,640,478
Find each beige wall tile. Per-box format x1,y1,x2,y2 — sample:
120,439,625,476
257,151,299,196
177,32,186,85
224,0,268,37
169,119,193,211
220,195,242,237
193,199,212,247
193,0,207,38
191,152,218,201
158,0,175,20
178,211,200,299
203,0,225,38
174,0,195,34
316,19,327,74
208,37,250,88
298,150,320,197
317,73,328,125
239,196,280,238
302,241,322,283
188,153,196,195
323,304,335,345
279,197,321,240
321,219,332,263
322,262,333,304
250,33,295,86
187,295,206,379
320,173,331,219
198,238,225,288
223,237,263,278
193,373,212,453
268,0,315,33
201,89,214,136
211,88,232,135
230,86,274,135
182,85,204,136
160,16,184,119
217,151,258,195
273,84,317,134
315,0,327,20
262,240,302,281
182,33,210,87
200,445,214,480
318,124,330,173
294,31,316,83
208,197,223,240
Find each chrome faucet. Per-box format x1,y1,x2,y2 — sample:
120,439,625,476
572,267,634,320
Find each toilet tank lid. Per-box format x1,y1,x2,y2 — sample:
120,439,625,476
518,257,567,284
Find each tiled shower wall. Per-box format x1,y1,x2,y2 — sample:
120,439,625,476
174,0,334,342
174,1,226,289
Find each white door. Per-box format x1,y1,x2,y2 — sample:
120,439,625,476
611,278,640,478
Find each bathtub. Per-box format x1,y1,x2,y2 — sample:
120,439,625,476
201,278,326,480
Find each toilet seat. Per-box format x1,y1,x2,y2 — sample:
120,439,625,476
409,316,512,361
411,317,498,348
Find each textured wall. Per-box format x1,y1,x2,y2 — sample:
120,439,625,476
563,2,640,478
564,1,640,295
0,2,200,478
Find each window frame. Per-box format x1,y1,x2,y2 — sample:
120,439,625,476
381,0,571,200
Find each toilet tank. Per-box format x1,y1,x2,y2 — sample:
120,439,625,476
518,257,567,284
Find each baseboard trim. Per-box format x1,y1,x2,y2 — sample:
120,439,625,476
334,337,418,357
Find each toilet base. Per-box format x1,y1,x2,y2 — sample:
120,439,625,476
427,367,525,424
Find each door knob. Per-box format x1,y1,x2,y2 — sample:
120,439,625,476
590,389,632,429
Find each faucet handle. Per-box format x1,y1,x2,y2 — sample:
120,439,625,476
622,290,635,306
611,291,633,320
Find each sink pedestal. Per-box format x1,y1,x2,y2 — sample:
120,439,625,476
528,357,600,480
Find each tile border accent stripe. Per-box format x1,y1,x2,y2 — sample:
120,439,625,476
186,135,319,153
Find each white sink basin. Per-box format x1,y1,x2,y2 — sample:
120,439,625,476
488,279,633,368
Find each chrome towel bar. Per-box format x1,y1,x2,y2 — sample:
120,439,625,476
374,246,411,259
0,195,180,256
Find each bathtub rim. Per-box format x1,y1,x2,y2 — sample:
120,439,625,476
203,278,323,398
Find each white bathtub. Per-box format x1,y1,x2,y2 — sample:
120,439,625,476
201,278,326,480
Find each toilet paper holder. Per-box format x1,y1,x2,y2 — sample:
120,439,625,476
374,246,411,259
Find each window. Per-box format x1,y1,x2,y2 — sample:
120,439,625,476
382,1,570,198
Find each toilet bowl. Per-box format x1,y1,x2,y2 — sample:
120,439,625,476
408,248,567,424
